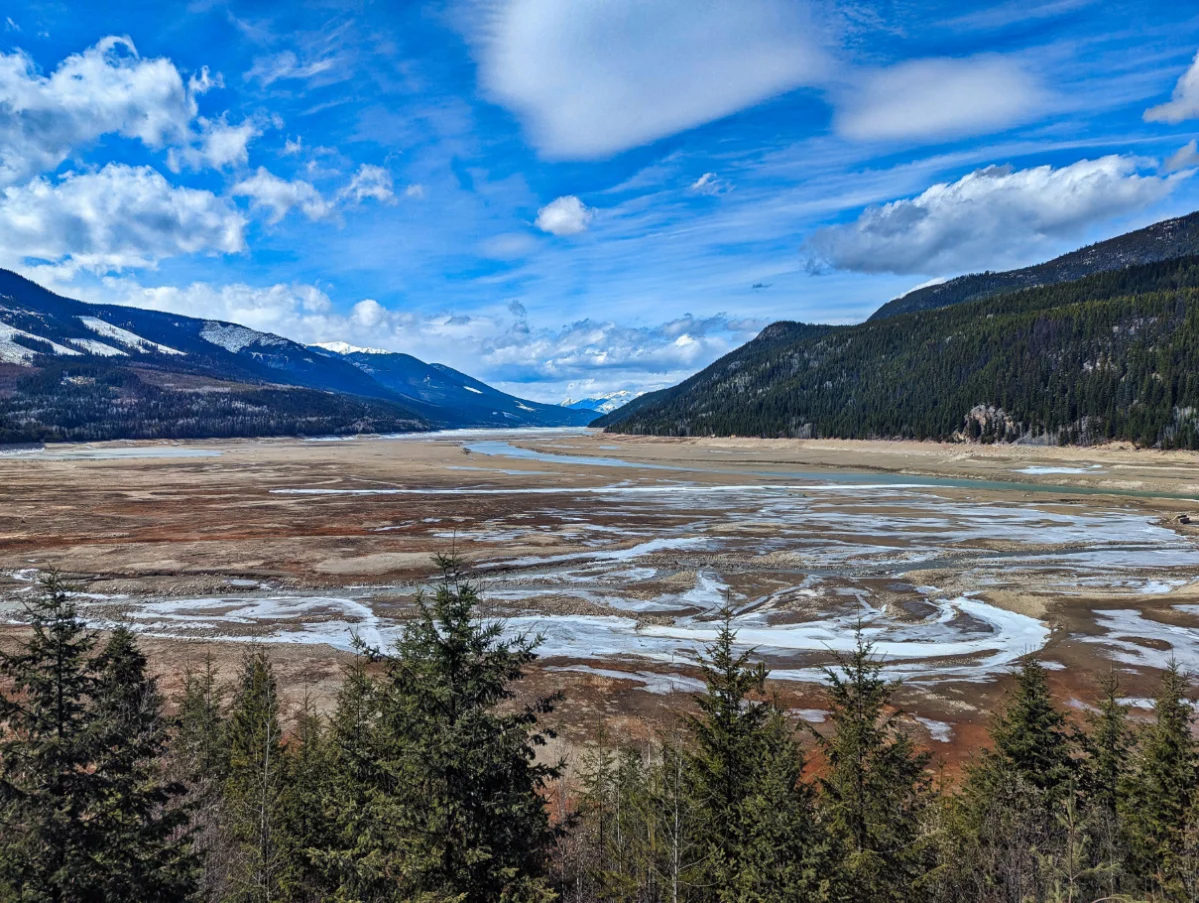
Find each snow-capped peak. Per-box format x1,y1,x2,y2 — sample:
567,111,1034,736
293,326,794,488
561,388,648,415
312,340,391,355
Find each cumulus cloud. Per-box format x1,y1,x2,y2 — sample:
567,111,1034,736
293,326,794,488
805,155,1181,275
1145,51,1199,124
1164,140,1199,173
338,164,396,204
475,0,827,159
232,167,333,223
835,56,1044,142
0,36,204,186
168,115,263,171
690,172,733,196
90,275,763,400
0,163,245,273
535,195,594,236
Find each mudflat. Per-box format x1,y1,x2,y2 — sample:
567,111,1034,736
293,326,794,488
3,429,1198,767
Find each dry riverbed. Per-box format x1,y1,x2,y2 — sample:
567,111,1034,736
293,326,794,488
2,429,1198,768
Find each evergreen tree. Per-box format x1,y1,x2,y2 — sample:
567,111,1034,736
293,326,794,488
685,606,819,903
174,654,231,901
812,633,932,903
366,555,561,902
224,645,289,903
307,639,393,901
277,693,333,902
0,572,105,901
1122,662,1199,900
1079,670,1133,897
987,661,1077,803
88,627,198,901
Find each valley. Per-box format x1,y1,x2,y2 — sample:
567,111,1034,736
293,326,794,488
3,428,1199,766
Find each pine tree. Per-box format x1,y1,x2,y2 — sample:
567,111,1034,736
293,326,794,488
224,644,289,903
89,627,199,901
1122,662,1199,900
0,572,106,901
812,633,933,903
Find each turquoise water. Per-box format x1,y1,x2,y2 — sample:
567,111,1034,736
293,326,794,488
463,440,1199,502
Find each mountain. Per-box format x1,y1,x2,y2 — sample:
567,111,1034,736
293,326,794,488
869,211,1199,320
561,389,644,415
597,255,1199,448
0,269,589,443
314,345,593,428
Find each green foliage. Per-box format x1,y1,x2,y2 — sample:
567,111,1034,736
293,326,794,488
1121,663,1199,900
223,645,290,903
684,607,819,903
0,575,197,901
812,634,933,903
602,255,1199,447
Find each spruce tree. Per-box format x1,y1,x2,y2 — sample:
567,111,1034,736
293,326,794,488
812,633,933,903
308,640,391,901
224,644,289,903
1122,662,1199,899
685,606,819,903
89,627,198,901
373,555,561,902
277,693,333,902
988,660,1077,803
1079,670,1133,897
174,654,231,901
0,572,105,900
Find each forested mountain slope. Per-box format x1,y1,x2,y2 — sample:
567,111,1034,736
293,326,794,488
870,211,1199,320
0,270,588,442
598,257,1199,447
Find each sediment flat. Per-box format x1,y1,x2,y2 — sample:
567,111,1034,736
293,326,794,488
3,429,1197,766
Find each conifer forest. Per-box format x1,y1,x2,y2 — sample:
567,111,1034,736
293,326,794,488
3,565,1198,903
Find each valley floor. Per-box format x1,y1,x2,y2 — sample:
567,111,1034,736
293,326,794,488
3,429,1199,769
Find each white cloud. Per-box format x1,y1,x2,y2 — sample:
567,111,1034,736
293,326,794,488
1164,140,1199,173
805,155,1181,275
0,163,245,273
690,172,732,196
246,50,342,87
232,167,333,223
1145,51,1199,124
168,115,262,171
475,0,828,159
0,36,201,185
835,56,1044,142
535,195,594,236
338,164,396,205
84,276,762,401
404,183,425,199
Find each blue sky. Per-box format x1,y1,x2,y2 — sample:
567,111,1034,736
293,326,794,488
3,0,1199,401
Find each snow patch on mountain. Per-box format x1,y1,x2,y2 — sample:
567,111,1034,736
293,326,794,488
78,317,184,356
201,322,281,354
69,338,127,357
0,322,83,365
312,340,390,355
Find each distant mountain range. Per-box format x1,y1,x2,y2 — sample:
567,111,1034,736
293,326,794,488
561,389,648,415
599,212,1199,448
0,270,592,443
